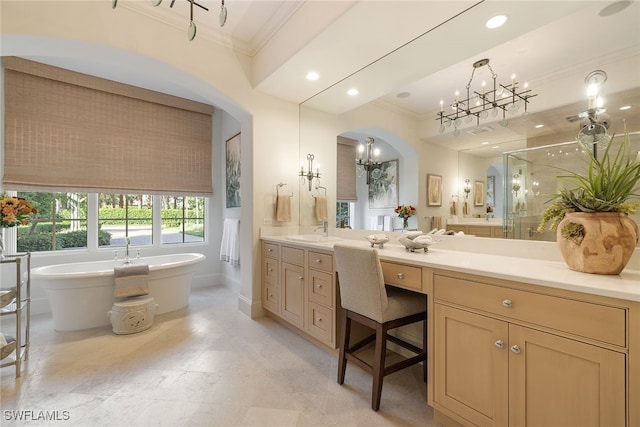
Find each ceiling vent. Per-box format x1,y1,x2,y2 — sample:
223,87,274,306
467,126,494,135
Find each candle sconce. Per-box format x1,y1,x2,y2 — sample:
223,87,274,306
299,153,320,191
512,174,521,197
463,179,471,199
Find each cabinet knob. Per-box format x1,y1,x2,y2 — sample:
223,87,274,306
397,273,405,279
317,316,323,322
510,345,521,354
502,299,512,308
298,276,303,280
267,248,273,252
315,259,321,263
316,284,322,289
268,267,273,272
494,340,504,349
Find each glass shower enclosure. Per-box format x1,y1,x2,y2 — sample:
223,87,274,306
502,131,640,244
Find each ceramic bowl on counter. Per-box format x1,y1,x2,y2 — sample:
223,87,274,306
366,234,390,249
398,233,440,252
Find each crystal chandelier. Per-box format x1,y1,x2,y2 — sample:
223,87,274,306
436,58,537,136
356,137,381,185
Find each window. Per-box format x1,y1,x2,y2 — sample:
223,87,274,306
17,192,88,252
98,194,153,247
336,201,354,228
161,196,205,244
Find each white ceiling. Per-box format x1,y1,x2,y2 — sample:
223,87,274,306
18,0,640,157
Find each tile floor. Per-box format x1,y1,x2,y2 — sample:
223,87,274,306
1,285,438,426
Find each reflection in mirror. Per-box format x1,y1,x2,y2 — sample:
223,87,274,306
298,2,639,239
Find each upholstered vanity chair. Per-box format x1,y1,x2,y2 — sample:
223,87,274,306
333,244,427,411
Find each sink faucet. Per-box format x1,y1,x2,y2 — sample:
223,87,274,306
314,220,329,237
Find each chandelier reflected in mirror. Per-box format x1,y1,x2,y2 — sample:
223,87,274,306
436,58,537,136
356,137,381,185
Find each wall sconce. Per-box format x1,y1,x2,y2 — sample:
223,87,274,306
531,179,540,196
356,137,381,185
463,179,471,199
512,174,521,197
299,153,320,191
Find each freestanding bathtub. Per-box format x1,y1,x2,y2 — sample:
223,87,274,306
31,253,205,331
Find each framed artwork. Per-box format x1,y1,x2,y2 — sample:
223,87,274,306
427,174,442,206
486,175,495,207
225,133,241,208
368,159,399,209
474,180,485,206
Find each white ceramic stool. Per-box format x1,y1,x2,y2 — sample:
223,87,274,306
108,295,158,335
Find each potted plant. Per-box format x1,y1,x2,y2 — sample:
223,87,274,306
537,128,640,274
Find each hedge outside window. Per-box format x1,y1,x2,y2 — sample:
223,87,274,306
98,194,153,247
161,196,205,244
16,192,88,252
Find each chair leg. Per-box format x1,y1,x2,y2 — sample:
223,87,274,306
337,309,350,385
371,322,387,411
423,315,428,383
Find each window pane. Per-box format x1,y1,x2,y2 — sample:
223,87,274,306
161,196,205,244
16,192,87,252
98,194,152,247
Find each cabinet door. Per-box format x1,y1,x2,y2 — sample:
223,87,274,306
509,325,626,427
281,262,305,328
434,304,509,427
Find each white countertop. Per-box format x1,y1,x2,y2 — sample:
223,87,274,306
261,233,640,302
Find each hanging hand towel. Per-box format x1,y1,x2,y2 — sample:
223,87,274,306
314,196,328,222
276,195,292,222
219,218,240,266
114,264,150,298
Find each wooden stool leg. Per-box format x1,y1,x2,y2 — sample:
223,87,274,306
337,309,350,385
423,315,428,383
372,322,387,411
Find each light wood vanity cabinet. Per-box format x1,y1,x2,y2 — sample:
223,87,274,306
261,241,337,348
433,272,627,427
446,224,504,238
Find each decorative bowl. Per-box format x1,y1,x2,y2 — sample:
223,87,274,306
366,234,390,249
398,234,440,252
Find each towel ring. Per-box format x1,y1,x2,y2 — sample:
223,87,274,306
276,182,293,197
314,185,327,198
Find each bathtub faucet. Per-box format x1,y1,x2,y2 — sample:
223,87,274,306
124,237,131,264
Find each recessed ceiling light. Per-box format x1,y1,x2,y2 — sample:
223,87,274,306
486,15,507,29
306,71,319,81
347,88,359,96
535,124,544,129
481,141,489,145
599,0,632,17
492,145,500,149
396,92,411,99
620,105,632,110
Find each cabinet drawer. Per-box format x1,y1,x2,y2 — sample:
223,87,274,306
282,246,304,266
308,269,333,308
467,226,493,237
262,282,279,314
381,261,422,291
434,275,626,347
308,302,334,345
263,242,280,259
263,257,279,284
308,250,333,273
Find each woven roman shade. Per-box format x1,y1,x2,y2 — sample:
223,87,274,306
3,57,213,196
337,136,357,201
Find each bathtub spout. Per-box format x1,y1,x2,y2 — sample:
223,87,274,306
125,237,131,264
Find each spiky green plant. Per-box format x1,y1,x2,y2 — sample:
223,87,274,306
538,128,640,235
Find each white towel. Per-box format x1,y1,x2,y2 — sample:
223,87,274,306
220,218,240,267
275,195,292,222
114,264,149,298
314,196,328,222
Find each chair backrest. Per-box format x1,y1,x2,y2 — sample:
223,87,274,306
334,244,388,321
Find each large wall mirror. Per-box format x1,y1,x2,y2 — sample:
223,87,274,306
298,1,640,245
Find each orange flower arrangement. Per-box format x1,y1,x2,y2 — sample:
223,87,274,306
0,193,37,228
394,205,416,229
